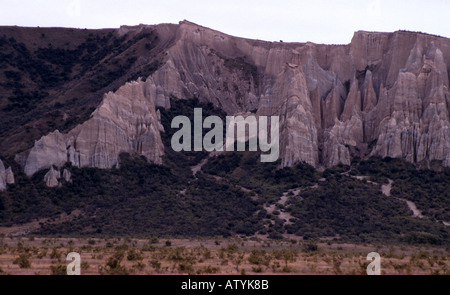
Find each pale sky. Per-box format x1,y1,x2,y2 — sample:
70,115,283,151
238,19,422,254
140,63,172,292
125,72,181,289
0,0,448,44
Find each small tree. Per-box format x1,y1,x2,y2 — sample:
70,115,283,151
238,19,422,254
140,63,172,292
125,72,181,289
273,249,298,269
232,252,245,273
104,250,128,275
149,259,161,272
127,248,143,261
50,247,61,260
50,264,66,275
248,250,271,267
13,254,31,268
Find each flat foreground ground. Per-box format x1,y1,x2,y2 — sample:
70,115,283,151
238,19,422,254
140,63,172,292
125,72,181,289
0,236,448,275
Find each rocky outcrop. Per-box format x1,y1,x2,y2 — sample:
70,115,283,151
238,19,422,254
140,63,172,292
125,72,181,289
62,169,71,183
0,159,15,191
0,159,6,191
21,78,165,176
272,63,319,167
0,176,5,192
44,167,60,188
341,79,361,122
5,167,14,184
370,43,450,165
146,23,450,168
444,155,450,167
15,22,450,173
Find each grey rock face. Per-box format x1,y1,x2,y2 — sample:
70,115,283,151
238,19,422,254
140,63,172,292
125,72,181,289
22,78,165,176
5,167,14,184
44,167,60,188
62,169,71,183
17,23,450,174
0,159,14,191
0,159,6,191
147,23,450,168
0,177,5,192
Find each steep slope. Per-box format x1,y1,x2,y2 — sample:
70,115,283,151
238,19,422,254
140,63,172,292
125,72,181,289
1,22,450,176
20,78,164,176
0,98,448,243
0,24,171,157
150,23,450,168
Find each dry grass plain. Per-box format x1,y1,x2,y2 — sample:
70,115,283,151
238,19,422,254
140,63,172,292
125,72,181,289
0,236,448,275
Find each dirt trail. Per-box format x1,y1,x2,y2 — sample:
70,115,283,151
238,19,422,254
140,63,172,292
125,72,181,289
190,151,223,175
403,200,424,218
379,178,424,218
342,170,426,220
264,186,315,225
380,178,423,218
371,177,449,225
191,157,209,175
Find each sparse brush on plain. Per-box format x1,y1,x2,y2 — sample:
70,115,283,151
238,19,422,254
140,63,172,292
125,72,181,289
13,254,31,268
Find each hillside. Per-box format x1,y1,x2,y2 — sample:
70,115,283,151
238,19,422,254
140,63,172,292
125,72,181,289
0,22,449,244
0,21,449,173
0,25,168,157
1,98,449,245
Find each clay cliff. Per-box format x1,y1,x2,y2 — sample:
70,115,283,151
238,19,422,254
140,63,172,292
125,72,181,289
5,21,450,176
0,159,14,191
19,78,164,176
